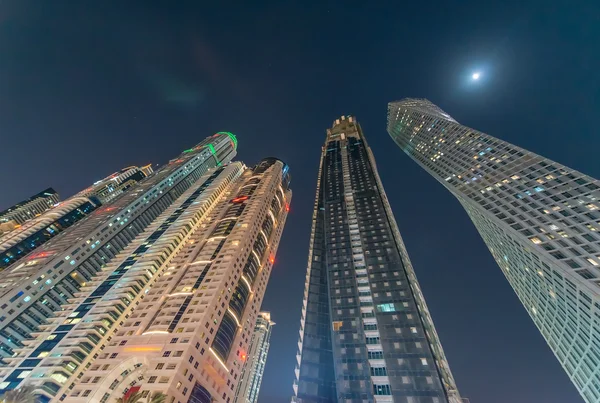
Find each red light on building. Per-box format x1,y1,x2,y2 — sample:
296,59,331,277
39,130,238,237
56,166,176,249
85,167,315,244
285,203,290,212
269,256,275,264
28,250,55,260
231,196,249,203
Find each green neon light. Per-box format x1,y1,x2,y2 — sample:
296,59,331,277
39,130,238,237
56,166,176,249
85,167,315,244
207,143,222,166
216,131,237,151
183,148,194,153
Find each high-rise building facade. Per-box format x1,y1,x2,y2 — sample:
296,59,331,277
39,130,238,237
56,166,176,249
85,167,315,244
234,311,275,403
0,197,100,271
77,165,154,205
0,188,60,229
0,132,237,362
387,99,600,403
292,116,461,403
0,156,291,403
0,165,155,271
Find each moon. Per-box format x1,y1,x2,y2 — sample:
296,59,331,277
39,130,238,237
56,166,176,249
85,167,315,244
472,72,481,80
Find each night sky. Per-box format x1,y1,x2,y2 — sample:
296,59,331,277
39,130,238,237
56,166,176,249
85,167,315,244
1,2,599,402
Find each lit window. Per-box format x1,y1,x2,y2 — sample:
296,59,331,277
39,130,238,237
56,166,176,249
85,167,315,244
376,303,396,312
530,237,542,244
51,373,69,384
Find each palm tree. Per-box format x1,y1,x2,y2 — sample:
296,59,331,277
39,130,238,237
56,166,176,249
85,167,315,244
116,391,166,403
1,386,38,403
145,393,166,403
116,391,142,403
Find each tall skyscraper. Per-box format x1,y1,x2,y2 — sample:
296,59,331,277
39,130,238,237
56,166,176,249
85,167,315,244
77,165,154,205
0,188,60,229
292,116,461,403
387,99,600,403
0,197,100,271
0,165,154,272
0,132,237,362
234,311,275,403
0,156,291,403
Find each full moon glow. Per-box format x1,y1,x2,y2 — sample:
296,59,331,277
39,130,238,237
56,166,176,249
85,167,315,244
472,72,481,80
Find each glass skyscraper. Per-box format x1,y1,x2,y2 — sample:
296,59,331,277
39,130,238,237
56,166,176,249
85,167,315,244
388,99,600,403
234,311,275,403
292,116,461,403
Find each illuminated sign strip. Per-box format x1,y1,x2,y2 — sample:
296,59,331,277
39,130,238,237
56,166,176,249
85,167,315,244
123,346,163,352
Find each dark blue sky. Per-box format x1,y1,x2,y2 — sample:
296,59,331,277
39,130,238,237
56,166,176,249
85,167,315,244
1,2,598,402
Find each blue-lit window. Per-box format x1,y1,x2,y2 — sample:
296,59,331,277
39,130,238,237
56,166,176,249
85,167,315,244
376,303,397,312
